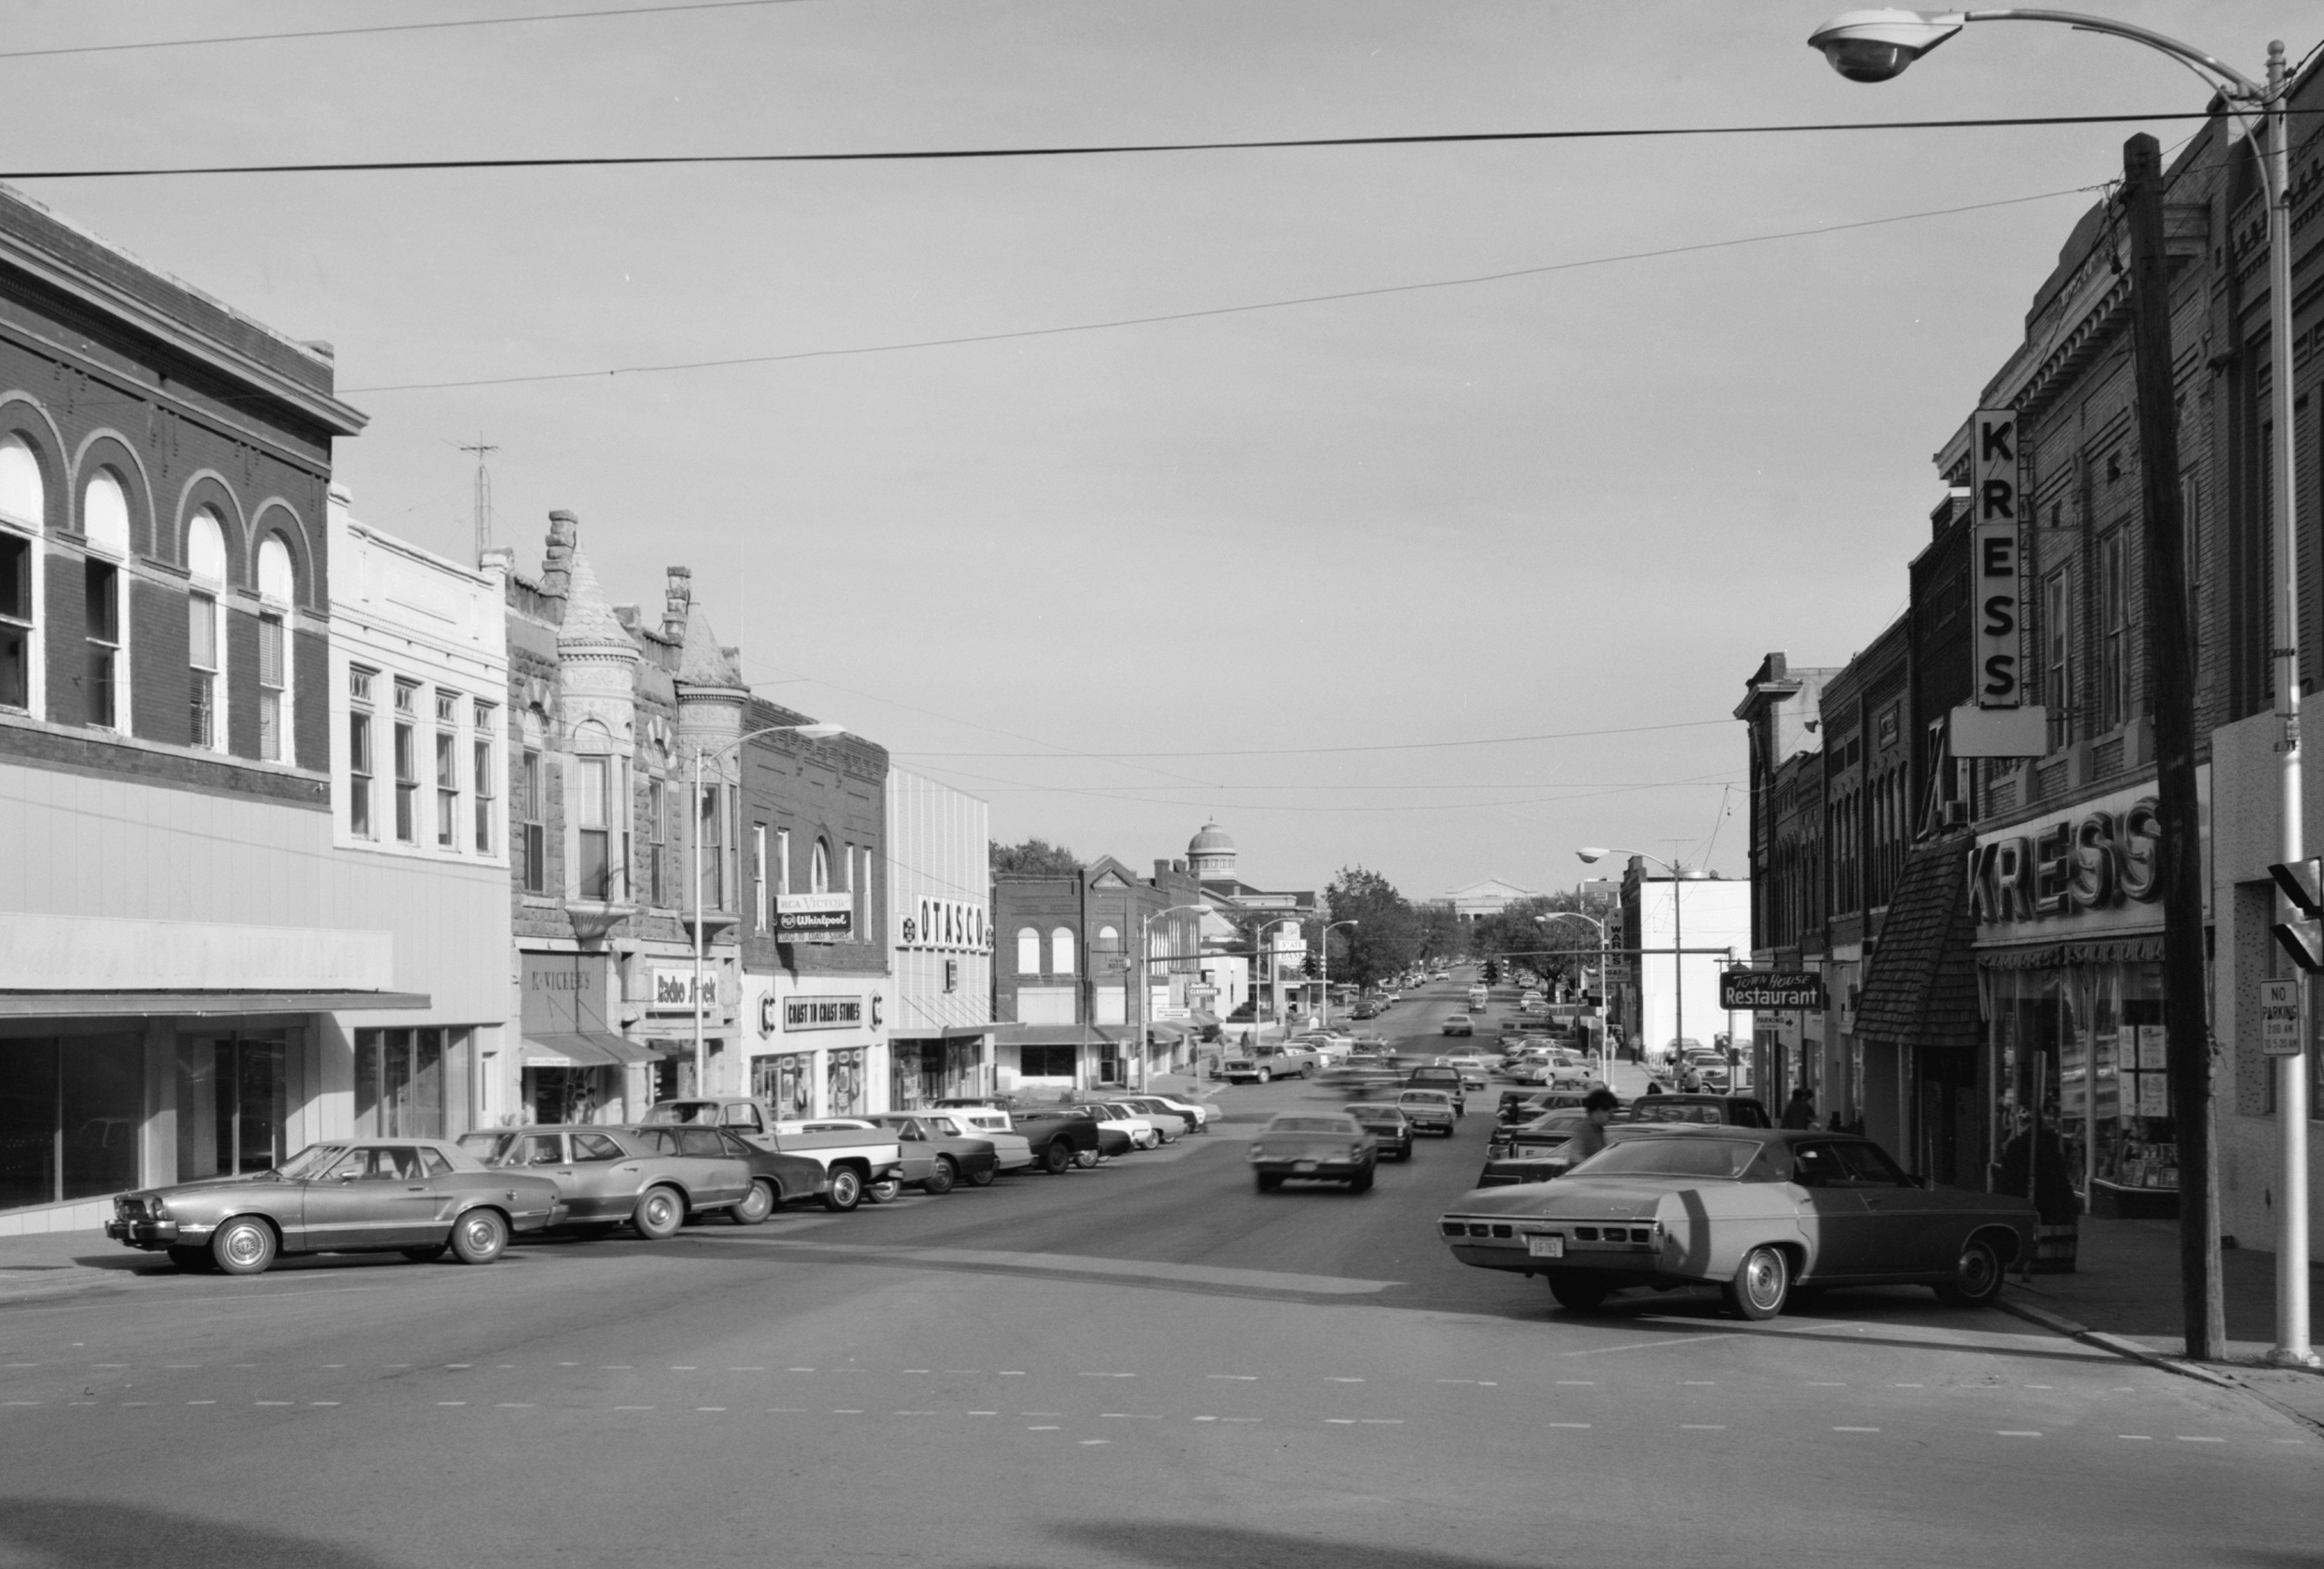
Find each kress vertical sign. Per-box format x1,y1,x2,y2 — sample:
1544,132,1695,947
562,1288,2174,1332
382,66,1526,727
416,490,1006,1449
1952,406,2048,757
1973,406,2023,709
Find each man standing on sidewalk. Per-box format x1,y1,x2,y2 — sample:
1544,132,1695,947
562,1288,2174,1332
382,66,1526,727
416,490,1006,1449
1780,1086,1818,1130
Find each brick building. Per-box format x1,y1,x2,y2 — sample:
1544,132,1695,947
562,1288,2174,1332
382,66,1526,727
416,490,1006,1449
0,184,429,1230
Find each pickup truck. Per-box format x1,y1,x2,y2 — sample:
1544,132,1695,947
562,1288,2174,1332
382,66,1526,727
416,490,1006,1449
933,1099,1102,1173
644,1098,907,1210
1217,1045,1320,1083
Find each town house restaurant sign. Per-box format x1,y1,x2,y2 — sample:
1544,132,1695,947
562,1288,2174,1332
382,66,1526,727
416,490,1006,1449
1969,774,2206,947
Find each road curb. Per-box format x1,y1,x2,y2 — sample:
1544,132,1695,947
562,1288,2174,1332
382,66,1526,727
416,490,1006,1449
1993,1291,2324,1435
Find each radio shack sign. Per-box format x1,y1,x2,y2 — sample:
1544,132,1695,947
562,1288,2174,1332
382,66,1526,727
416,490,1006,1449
1719,970,1826,1011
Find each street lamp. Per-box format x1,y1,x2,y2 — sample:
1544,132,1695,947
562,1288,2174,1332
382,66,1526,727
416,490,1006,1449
1537,910,1611,1080
689,721,845,1099
1578,848,1705,1071
1319,920,1360,1029
1139,902,1212,1084
1806,2,2314,1375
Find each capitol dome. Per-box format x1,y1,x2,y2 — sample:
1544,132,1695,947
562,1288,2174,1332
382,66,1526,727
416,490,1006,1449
1188,821,1237,878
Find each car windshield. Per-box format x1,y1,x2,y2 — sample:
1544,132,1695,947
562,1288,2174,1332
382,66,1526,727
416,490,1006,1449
277,1144,347,1180
1569,1137,1765,1180
1267,1117,1357,1134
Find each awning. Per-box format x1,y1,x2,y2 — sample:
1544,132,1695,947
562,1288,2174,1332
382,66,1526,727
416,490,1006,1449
996,1024,1127,1046
519,1031,658,1069
0,989,431,1018
1854,828,1981,1056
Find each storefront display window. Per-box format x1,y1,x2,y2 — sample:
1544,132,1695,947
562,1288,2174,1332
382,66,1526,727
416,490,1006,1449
889,1043,927,1110
753,1052,814,1120
827,1048,864,1116
356,1028,446,1137
177,1031,287,1182
0,1032,144,1210
1986,962,2170,1204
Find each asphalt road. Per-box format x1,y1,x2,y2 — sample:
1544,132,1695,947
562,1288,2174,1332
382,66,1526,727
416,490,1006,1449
0,978,2314,1568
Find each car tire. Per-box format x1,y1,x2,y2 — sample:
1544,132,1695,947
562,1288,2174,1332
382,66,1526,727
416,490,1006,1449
631,1185,686,1240
1073,1149,1101,1170
1935,1237,2006,1306
866,1175,905,1204
1545,1273,1611,1312
823,1166,864,1211
399,1244,449,1263
1349,1170,1374,1194
732,1178,777,1225
923,1157,957,1196
210,1217,276,1277
1723,1244,1791,1320
450,1208,509,1265
1257,1069,1272,1084
164,1245,211,1272
967,1164,996,1187
1041,1141,1073,1176
1255,1172,1282,1193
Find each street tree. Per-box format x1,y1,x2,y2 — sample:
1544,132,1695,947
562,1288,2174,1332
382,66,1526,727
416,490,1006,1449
1321,866,1420,989
989,837,1080,877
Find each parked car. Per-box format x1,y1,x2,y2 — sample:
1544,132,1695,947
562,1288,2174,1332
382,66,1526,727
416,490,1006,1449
1343,1102,1415,1161
1434,1055,1491,1093
1405,1065,1467,1114
1140,1093,1214,1134
867,1114,1000,1193
1615,1094,1772,1128
105,1139,564,1276
998,1103,1111,1169
1115,1096,1197,1140
910,1110,1035,1177
643,1098,906,1210
1396,1088,1459,1137
459,1124,756,1237
1477,1110,1597,1186
1217,1046,1320,1083
1248,1111,1376,1193
1085,1102,1163,1150
1437,1127,2037,1318
1497,1088,1598,1126
612,1123,828,1217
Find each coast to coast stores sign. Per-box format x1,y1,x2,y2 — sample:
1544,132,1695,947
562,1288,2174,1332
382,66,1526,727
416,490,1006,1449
899,897,989,953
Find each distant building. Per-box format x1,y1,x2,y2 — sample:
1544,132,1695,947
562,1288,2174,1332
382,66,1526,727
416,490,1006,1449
1185,822,1316,1027
1433,878,1541,922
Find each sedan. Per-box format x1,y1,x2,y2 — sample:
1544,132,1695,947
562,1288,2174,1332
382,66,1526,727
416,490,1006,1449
105,1140,563,1276
459,1125,754,1237
1115,1096,1196,1141
1343,1103,1415,1162
1437,1127,2036,1318
1396,1089,1458,1137
915,1108,1037,1174
1249,1112,1376,1193
613,1123,828,1218
1441,1016,1475,1037
869,1114,1000,1193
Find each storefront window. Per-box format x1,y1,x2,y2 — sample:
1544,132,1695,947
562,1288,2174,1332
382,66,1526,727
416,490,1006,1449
356,1028,454,1137
889,1044,924,1110
1988,962,2170,1205
827,1049,864,1116
0,1033,144,1210
753,1052,814,1120
177,1033,286,1181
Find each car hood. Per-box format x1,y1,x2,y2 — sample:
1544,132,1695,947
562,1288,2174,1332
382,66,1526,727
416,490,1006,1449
1443,1176,1698,1222
136,1170,294,1202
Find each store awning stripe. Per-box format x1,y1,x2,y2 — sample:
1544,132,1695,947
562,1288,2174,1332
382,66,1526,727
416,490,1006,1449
520,1031,657,1068
0,989,432,1017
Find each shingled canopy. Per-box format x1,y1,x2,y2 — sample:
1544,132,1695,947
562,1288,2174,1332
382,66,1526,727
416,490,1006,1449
1855,827,1981,1055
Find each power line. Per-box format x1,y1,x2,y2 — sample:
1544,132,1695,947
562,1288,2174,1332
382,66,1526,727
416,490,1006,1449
899,718,1735,761
0,108,2276,185
333,184,2100,393
0,1,813,63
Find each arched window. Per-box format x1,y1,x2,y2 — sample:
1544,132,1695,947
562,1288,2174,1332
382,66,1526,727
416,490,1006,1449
1050,926,1075,976
1016,927,1041,976
185,511,226,750
79,470,130,729
0,434,43,530
1095,924,1121,959
82,470,129,556
810,839,831,894
255,535,293,762
0,435,41,714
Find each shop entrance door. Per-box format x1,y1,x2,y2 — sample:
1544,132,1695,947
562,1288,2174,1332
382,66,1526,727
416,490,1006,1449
177,1032,286,1181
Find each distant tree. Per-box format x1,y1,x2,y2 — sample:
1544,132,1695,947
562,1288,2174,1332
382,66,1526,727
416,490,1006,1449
1414,902,1462,962
1320,866,1421,989
1469,895,1591,987
989,837,1081,877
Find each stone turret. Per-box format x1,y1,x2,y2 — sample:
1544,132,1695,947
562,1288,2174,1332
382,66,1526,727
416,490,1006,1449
663,566,693,644
540,510,579,606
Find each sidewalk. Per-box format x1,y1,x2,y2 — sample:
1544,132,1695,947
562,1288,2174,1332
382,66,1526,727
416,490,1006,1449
1999,1214,2324,1428
0,1224,160,1309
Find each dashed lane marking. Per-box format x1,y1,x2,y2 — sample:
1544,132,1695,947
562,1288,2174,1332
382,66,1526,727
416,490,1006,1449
696,1407,727,1412
1028,1425,1060,1431
1998,1431,2040,1438
1681,1424,1725,1431
613,1405,653,1411
1100,1413,1162,1419
1548,1422,1591,1430
1833,1426,1879,1433
1080,1438,1109,1445
1208,1374,1257,1381
2178,1436,2226,1443
496,1403,534,1409
2119,1435,2153,1440
255,1401,292,1407
968,1411,996,1416
832,1410,862,1415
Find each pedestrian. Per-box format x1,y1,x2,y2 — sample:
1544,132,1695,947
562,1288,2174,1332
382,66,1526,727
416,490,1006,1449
1781,1086,1818,1130
1566,1087,1620,1168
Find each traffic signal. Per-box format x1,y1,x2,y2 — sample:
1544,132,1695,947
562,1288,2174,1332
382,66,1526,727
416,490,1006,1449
1303,951,1320,978
2271,858,2324,971
1483,959,1501,984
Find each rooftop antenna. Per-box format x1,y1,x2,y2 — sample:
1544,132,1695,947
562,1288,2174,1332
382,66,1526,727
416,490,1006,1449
456,434,499,560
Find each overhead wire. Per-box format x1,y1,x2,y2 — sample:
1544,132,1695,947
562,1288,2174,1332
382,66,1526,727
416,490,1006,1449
0,1,814,62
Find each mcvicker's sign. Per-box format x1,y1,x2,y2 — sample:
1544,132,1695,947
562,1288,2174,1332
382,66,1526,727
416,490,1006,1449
1719,971,1826,1011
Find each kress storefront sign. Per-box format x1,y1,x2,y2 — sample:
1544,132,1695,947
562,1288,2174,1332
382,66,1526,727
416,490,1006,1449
1969,769,2208,947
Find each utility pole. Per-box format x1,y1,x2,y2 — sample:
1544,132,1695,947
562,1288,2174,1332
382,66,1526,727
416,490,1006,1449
458,435,499,561
2122,131,2224,1360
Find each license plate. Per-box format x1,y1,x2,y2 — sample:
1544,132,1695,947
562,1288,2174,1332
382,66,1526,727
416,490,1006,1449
1526,1235,1564,1258
1294,1160,1317,1173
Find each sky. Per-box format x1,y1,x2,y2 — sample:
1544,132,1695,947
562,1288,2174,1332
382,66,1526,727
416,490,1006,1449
3,1,2307,900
